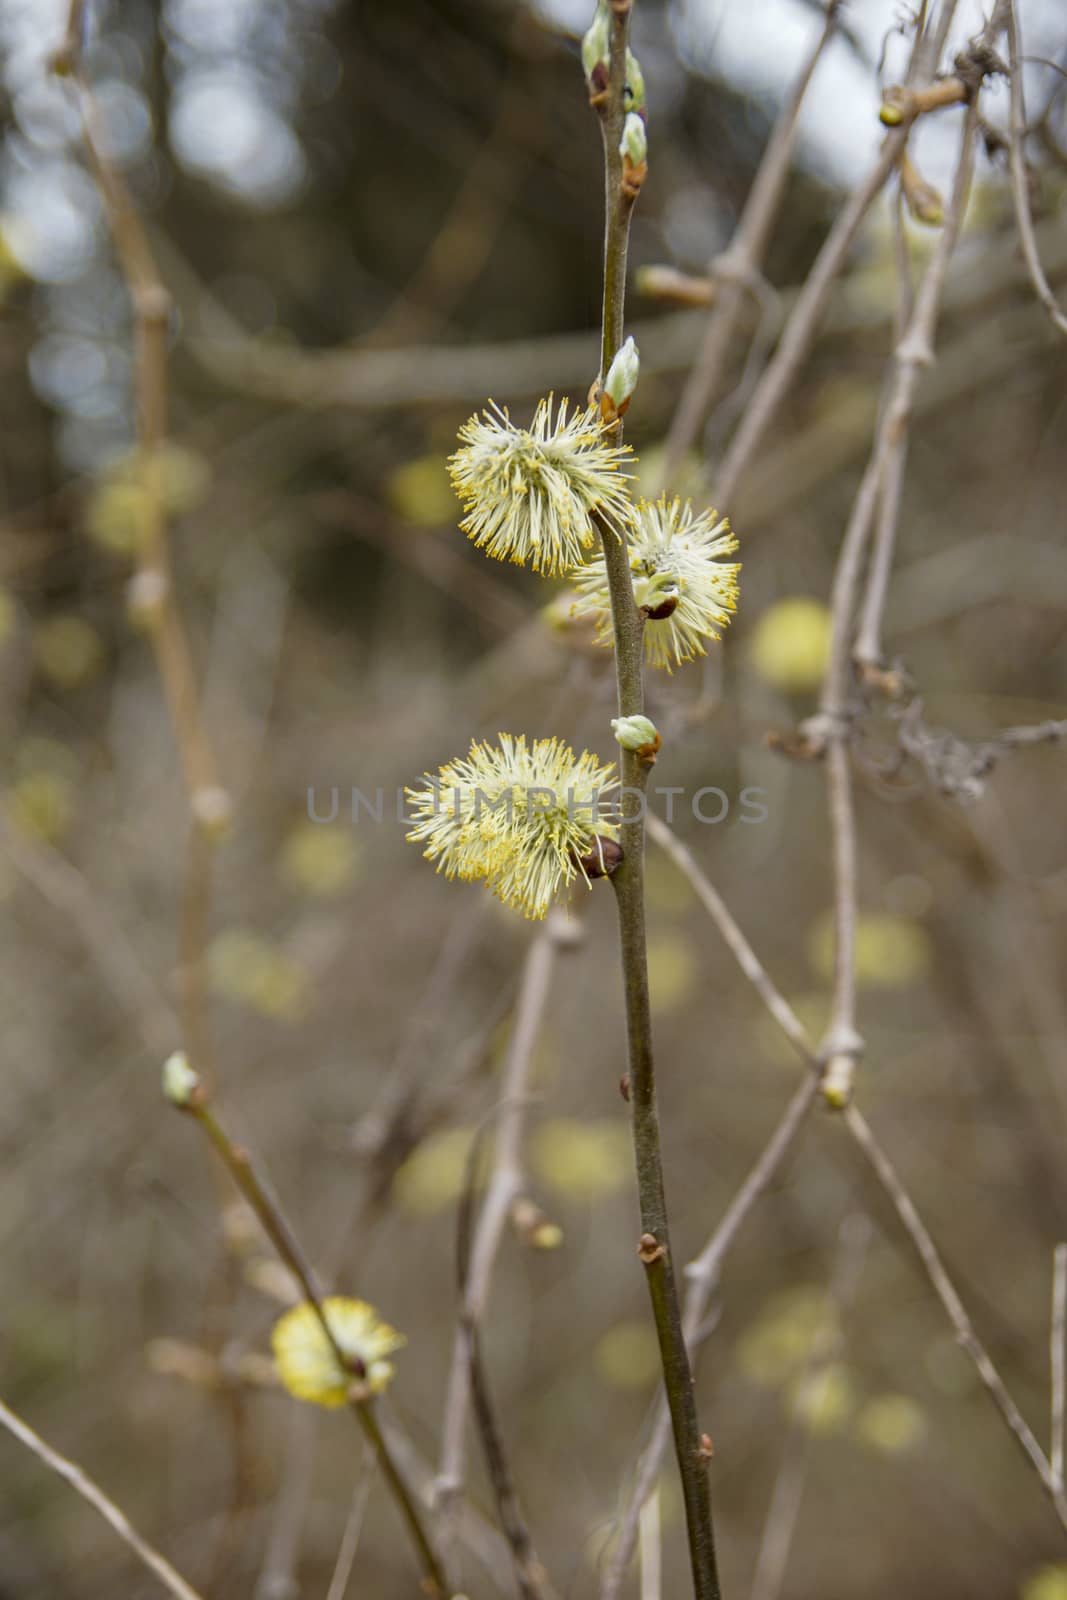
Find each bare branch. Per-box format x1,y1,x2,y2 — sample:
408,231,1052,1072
662,0,844,482
749,1216,871,1600
641,821,1067,1535
1053,1244,1067,1493
437,920,562,1592
0,1396,205,1600
1006,0,1067,337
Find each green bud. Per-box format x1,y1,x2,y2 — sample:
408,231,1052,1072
620,111,648,167
581,5,611,82
633,568,679,617
625,50,646,114
162,1050,201,1108
604,336,640,410
611,714,660,753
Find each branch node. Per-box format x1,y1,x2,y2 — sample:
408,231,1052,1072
637,1232,667,1266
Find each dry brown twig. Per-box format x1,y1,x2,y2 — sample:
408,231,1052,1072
52,2,229,1084
749,1214,871,1600
162,1060,451,1598
0,1395,206,1600
1005,0,1067,337
591,6,724,1596
661,0,845,485
436,917,568,1596
711,0,973,511
642,820,1067,1536
1053,1244,1067,1493
808,22,994,1105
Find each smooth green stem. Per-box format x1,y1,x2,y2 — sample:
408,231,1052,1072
187,1098,449,1599
593,7,723,1598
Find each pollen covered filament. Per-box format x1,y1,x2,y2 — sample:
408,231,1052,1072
405,733,619,919
449,397,635,575
572,494,740,671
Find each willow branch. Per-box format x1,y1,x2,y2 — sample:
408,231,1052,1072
0,1395,206,1600
436,920,561,1595
601,1065,817,1600
711,0,967,509
648,822,1067,1534
590,6,723,1596
1053,1244,1067,1492
55,6,228,1081
662,0,843,482
324,1447,375,1600
169,1079,449,1598
1006,0,1067,338
811,93,982,1106
842,1103,1067,1528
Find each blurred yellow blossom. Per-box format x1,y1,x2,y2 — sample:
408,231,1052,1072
86,444,211,556
595,1320,662,1391
530,1118,631,1200
735,1286,834,1388
272,1297,404,1407
33,616,103,689
790,1362,853,1434
807,911,932,987
0,587,16,645
280,821,360,897
392,1126,479,1216
7,771,75,844
646,932,698,1012
1022,1567,1067,1600
751,598,831,693
855,1393,927,1455
386,454,455,526
210,929,309,1021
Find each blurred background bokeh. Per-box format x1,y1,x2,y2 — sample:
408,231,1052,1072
1,0,1067,1596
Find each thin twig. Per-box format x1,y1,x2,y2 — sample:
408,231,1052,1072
662,0,843,483
0,804,178,1057
811,89,983,1105
253,1407,317,1600
639,1488,662,1600
600,1067,817,1600
1051,1243,1067,1491
710,125,906,509
1049,1241,1067,1491
647,815,809,1056
712,0,965,510
324,1446,376,1600
436,920,561,1593
591,6,723,1596
749,1215,870,1600
1006,0,1067,337
642,820,1067,1535
0,1395,206,1600
56,5,229,1089
842,1103,1067,1529
168,1078,449,1598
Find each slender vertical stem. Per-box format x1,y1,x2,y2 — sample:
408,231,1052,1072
0,1395,206,1600
1053,1243,1067,1492
591,7,722,1596
438,921,559,1595
1005,0,1067,339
